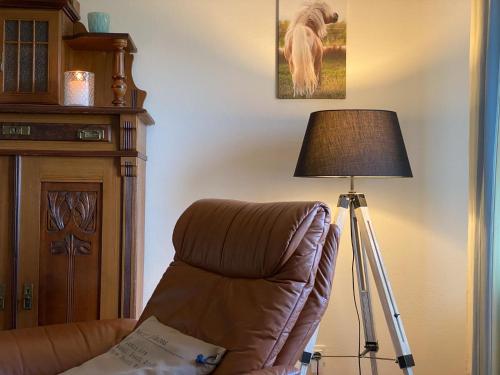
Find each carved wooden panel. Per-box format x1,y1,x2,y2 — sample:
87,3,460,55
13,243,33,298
38,182,102,325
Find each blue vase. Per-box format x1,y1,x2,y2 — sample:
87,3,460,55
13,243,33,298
88,12,110,33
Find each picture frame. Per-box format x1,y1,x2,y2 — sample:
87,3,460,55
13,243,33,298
277,0,347,99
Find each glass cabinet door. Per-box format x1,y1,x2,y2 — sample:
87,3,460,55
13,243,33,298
0,10,60,104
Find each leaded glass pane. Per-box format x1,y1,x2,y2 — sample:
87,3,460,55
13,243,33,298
4,43,18,92
35,44,48,92
35,21,48,42
20,20,33,42
5,20,18,41
19,44,33,92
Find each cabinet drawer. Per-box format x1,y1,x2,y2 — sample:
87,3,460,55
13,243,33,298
0,122,111,142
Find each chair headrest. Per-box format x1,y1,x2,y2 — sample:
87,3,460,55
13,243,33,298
172,199,331,278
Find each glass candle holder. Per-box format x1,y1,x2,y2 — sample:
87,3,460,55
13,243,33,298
64,71,95,106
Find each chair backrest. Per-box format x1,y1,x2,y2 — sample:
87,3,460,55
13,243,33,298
139,199,340,374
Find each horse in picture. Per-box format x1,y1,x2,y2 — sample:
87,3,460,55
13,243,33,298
284,1,339,97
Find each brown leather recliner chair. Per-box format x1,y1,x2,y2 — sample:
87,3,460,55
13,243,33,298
0,199,340,375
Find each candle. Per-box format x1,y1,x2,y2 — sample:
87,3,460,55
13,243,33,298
64,71,95,106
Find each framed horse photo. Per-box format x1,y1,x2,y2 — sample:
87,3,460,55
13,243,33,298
277,0,347,99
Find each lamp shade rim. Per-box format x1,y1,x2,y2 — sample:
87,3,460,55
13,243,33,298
309,109,397,116
293,174,414,178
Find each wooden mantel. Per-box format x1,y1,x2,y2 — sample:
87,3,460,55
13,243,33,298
0,104,154,125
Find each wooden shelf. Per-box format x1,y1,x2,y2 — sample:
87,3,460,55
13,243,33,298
0,104,154,125
0,149,147,160
64,33,137,53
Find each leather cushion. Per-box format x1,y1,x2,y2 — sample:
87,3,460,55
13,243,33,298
0,319,135,375
173,199,330,278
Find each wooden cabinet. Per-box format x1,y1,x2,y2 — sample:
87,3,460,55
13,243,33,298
0,1,153,331
0,107,153,330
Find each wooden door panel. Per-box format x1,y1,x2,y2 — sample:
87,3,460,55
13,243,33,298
38,183,102,325
18,157,120,328
0,157,12,330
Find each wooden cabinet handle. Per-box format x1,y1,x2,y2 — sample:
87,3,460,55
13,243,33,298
1,124,31,136
77,129,105,141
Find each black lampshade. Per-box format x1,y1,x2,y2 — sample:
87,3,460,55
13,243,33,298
294,110,413,177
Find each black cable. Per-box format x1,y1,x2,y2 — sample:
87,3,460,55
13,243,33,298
316,358,320,375
352,244,362,375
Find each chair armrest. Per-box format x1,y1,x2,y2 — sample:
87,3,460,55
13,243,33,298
0,319,136,375
247,366,300,375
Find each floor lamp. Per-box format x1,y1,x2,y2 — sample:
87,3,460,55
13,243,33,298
294,110,416,375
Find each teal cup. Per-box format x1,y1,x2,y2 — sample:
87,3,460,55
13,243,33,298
88,12,110,33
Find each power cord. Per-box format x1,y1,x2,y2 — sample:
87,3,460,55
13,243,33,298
311,352,321,374
308,251,363,375
309,236,397,374
308,249,364,375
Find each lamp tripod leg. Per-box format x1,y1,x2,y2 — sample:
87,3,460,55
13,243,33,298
352,194,415,375
350,199,379,375
301,195,415,375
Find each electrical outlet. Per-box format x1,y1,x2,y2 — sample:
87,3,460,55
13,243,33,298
313,344,326,354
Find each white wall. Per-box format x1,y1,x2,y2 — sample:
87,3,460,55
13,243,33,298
81,1,471,374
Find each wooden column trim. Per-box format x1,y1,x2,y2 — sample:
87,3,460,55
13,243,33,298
120,157,137,318
121,157,138,177
120,116,137,151
112,39,128,107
